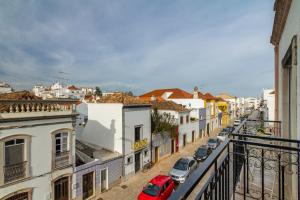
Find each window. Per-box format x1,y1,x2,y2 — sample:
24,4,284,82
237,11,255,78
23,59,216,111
144,150,148,157
135,126,141,142
55,132,68,155
189,160,195,167
186,115,189,123
5,192,29,200
5,139,25,166
82,172,94,199
127,156,133,164
180,116,184,124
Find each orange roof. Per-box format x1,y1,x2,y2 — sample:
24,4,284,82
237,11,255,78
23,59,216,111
140,88,193,99
68,85,80,90
139,96,165,102
95,93,150,106
0,91,41,100
152,100,190,112
203,93,217,101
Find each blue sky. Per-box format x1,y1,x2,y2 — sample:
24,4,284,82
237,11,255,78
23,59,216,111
0,0,275,96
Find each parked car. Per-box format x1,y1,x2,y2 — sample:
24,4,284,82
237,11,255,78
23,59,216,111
207,138,221,149
226,126,235,133
193,145,212,162
233,119,241,127
217,131,228,141
138,175,175,200
169,157,197,183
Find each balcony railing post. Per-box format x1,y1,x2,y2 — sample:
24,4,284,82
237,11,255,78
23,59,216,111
261,149,265,200
246,147,249,194
227,144,230,200
214,159,218,200
282,165,285,200
278,154,281,200
298,143,300,200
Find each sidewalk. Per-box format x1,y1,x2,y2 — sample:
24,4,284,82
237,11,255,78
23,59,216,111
98,127,222,200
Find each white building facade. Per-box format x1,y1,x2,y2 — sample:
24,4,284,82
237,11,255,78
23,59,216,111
0,95,77,200
76,102,151,177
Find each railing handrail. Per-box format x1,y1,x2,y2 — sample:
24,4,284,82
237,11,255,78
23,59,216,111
230,133,300,144
246,119,282,123
230,139,300,152
0,99,77,104
4,161,28,168
169,139,230,200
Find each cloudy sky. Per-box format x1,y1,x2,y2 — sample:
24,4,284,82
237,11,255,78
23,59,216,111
0,0,275,97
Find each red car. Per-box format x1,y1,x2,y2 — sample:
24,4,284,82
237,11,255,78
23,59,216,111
138,175,175,200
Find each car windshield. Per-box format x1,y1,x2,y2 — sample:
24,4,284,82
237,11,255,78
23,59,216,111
173,159,188,171
208,139,216,143
143,183,161,197
196,148,207,156
219,132,226,136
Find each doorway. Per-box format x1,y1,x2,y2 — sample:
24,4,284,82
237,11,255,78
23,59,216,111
101,169,108,192
134,152,141,173
206,124,210,136
54,177,69,200
183,134,186,147
171,139,175,154
5,192,29,200
154,147,159,163
192,131,195,142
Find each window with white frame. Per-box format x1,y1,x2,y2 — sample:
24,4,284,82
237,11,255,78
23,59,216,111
5,138,25,166
55,132,69,155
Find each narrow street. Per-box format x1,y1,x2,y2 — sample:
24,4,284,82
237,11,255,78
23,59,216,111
98,127,223,200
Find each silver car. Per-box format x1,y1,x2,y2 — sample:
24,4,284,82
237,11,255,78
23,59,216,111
169,157,197,183
207,138,221,149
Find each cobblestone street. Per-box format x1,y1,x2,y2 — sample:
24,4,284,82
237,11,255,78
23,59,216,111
98,128,222,200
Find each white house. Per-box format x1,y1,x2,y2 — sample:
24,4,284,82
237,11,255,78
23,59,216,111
140,88,206,136
0,91,77,200
0,82,13,94
76,94,151,177
262,89,275,121
151,101,199,151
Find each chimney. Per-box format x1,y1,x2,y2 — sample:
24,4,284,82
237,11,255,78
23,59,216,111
150,95,157,101
193,86,198,99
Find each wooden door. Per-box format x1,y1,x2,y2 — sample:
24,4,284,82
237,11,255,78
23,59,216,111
155,147,159,163
54,177,69,200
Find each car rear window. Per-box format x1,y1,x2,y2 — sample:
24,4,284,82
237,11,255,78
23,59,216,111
174,159,188,170
208,139,216,143
143,183,161,197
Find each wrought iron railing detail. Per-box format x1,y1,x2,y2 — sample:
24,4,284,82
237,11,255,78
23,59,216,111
54,151,71,169
169,118,300,200
4,161,28,183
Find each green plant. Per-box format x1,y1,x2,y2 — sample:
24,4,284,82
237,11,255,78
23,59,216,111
151,107,177,139
94,86,102,97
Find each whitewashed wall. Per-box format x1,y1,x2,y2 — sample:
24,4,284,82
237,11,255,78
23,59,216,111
0,119,74,200
76,103,123,154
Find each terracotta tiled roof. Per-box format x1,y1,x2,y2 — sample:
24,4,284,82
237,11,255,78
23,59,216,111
151,101,190,112
197,91,205,99
140,88,193,99
68,85,80,90
96,93,150,106
217,93,236,99
139,96,165,102
0,91,41,100
203,93,217,100
0,91,42,113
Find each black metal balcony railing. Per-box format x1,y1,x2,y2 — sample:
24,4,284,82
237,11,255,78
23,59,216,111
54,151,71,169
169,119,300,200
4,161,28,183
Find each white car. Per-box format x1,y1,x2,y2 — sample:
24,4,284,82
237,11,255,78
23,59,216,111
233,119,241,127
